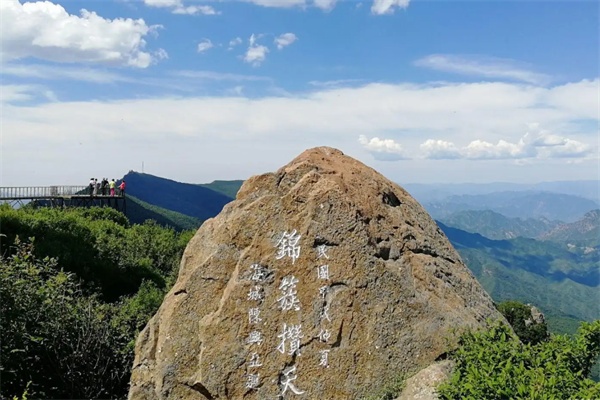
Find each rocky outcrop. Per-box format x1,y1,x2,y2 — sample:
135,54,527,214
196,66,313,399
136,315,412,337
128,147,503,399
397,360,454,400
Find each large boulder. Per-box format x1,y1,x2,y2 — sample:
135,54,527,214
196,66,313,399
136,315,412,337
129,147,503,399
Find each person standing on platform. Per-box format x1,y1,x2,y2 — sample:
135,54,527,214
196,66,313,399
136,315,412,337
101,178,107,196
119,180,126,196
109,179,116,196
89,178,94,195
93,178,98,196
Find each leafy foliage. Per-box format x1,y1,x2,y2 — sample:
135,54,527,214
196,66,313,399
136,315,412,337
0,239,131,398
497,301,549,345
438,320,600,399
0,206,194,399
0,205,191,301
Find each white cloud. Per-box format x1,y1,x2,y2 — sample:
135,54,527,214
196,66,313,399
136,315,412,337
309,79,364,88
171,70,271,82
144,0,179,6
144,0,219,15
244,34,269,66
173,5,219,15
462,138,531,160
242,0,306,8
0,0,162,68
0,85,37,103
197,39,214,53
2,79,597,186
274,33,298,50
313,0,337,11
371,0,410,15
358,135,408,161
228,37,243,50
420,127,592,160
415,54,550,85
1,63,127,83
420,139,461,159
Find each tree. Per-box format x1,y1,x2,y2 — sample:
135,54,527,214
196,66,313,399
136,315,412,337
497,300,549,345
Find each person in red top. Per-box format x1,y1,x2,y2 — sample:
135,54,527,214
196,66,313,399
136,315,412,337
119,180,126,196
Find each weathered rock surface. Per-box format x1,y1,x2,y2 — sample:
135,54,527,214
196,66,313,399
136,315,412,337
396,360,454,400
129,147,503,399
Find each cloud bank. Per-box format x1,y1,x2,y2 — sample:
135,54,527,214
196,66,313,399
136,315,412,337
0,0,163,68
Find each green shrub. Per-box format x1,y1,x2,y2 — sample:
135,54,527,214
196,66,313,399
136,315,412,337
438,320,600,399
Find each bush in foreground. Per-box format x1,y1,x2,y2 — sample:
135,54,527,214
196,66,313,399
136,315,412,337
438,320,600,399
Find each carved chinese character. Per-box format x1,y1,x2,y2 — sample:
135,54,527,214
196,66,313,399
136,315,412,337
280,365,305,395
246,330,263,345
248,307,261,324
248,352,262,368
246,373,260,389
247,285,263,301
277,275,301,311
316,244,329,259
321,305,332,322
317,264,330,280
318,328,331,343
250,264,267,282
319,349,330,367
275,230,301,264
276,323,303,356
319,285,328,298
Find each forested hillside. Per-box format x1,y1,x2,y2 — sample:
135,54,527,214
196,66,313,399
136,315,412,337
438,222,600,322
122,171,232,223
0,205,193,399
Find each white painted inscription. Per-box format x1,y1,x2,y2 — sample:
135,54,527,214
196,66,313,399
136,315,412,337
250,263,267,282
317,264,330,280
246,373,260,389
316,244,329,259
277,275,301,311
248,352,263,367
275,230,302,264
248,307,261,324
277,323,303,356
246,330,263,345
247,285,263,301
318,328,331,343
280,365,305,395
318,350,330,367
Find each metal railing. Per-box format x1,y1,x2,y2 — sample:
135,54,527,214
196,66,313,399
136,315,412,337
0,186,123,199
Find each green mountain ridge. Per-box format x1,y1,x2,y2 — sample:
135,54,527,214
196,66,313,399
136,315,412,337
437,221,600,322
198,180,244,199
126,194,202,231
122,171,232,225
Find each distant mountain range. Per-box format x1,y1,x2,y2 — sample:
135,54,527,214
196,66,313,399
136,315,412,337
403,180,599,202
437,208,600,244
438,222,599,322
423,191,599,222
118,172,599,324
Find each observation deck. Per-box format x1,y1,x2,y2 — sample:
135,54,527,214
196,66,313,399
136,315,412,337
0,186,126,213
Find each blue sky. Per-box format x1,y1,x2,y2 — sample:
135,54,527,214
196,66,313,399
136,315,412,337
1,0,598,187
